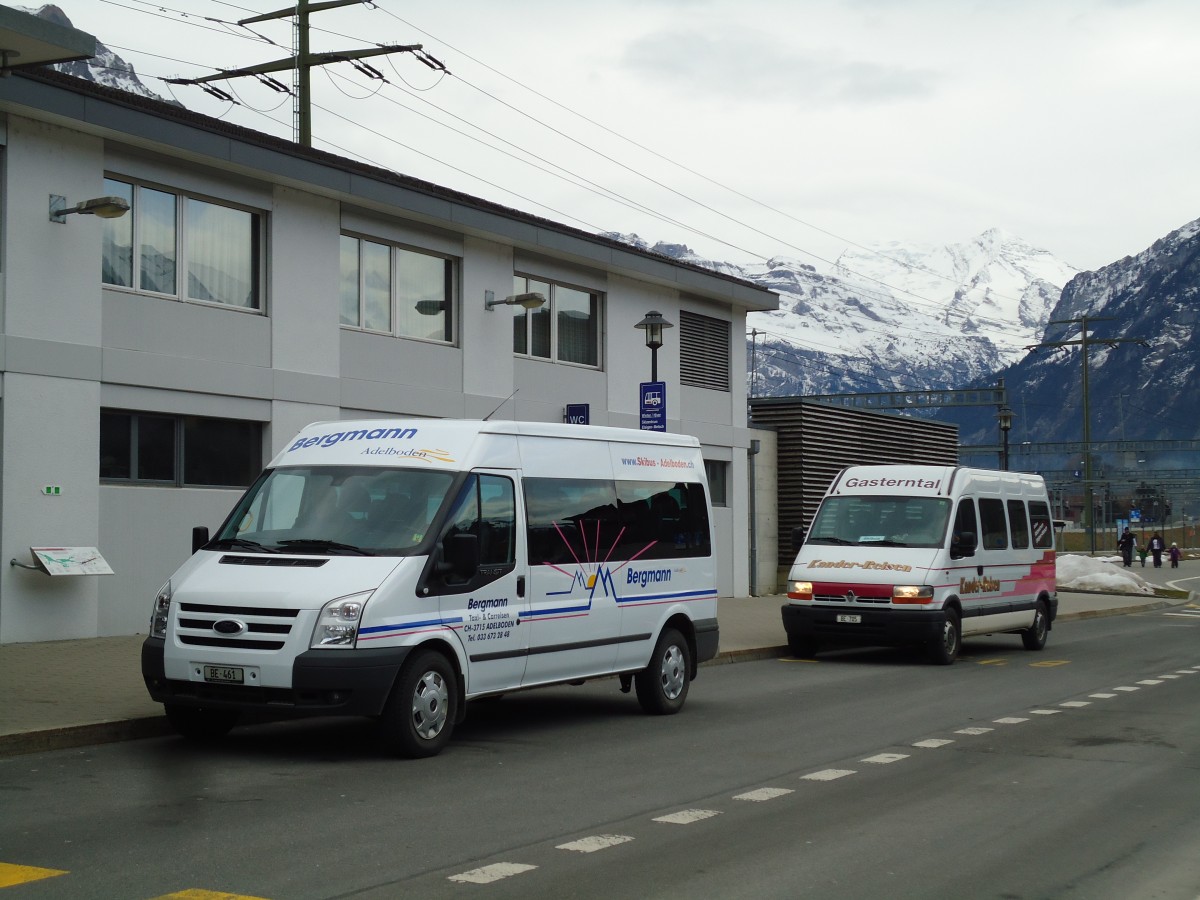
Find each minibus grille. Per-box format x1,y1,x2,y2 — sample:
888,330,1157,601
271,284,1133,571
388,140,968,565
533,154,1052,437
176,602,299,650
812,592,890,604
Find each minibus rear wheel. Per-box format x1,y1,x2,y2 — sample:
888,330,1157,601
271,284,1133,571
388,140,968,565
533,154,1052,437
380,649,457,758
1021,600,1049,651
636,627,690,715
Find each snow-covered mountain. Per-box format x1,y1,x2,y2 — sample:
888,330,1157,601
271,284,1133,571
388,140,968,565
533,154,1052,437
953,216,1200,444
26,4,179,105
613,229,1079,397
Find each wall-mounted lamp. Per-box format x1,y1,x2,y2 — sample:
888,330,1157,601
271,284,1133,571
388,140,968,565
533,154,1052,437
414,300,448,316
50,194,131,224
485,290,545,312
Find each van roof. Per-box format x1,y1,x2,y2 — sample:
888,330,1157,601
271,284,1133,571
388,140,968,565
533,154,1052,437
828,464,1047,498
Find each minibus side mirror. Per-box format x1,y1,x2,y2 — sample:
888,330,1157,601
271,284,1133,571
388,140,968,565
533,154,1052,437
951,530,977,559
440,533,480,579
791,526,807,554
192,526,210,555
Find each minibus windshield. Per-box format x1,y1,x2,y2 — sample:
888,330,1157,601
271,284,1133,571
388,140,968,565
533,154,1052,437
212,465,455,556
807,495,951,549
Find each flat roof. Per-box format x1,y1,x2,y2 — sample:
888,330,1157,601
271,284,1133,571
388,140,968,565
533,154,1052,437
0,69,777,312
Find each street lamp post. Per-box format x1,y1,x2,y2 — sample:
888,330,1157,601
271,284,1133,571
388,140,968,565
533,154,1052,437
634,310,673,383
997,404,1014,471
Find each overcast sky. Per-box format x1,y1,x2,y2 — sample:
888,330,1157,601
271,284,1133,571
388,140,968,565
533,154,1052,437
48,0,1200,272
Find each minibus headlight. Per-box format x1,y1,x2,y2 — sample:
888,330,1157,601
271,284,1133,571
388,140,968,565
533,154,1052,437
788,581,814,601
150,581,171,638
892,585,935,605
311,593,371,648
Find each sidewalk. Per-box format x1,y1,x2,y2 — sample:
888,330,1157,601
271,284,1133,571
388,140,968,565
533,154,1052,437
0,591,1181,757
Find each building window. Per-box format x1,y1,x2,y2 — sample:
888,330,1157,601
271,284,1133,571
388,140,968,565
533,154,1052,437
680,310,731,391
101,177,263,310
511,275,600,367
704,460,728,507
340,234,455,342
100,411,261,487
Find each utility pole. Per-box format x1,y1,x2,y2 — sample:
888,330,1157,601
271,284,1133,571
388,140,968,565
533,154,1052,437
166,0,438,146
1026,315,1147,554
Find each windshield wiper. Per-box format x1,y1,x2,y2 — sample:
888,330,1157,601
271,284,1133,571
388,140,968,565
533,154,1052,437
808,536,853,545
277,539,374,556
859,539,907,547
209,537,279,554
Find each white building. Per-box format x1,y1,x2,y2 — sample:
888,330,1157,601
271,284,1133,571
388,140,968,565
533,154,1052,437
0,15,777,644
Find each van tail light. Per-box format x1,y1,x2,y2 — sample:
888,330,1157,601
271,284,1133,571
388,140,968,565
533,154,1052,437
788,581,813,601
892,585,934,604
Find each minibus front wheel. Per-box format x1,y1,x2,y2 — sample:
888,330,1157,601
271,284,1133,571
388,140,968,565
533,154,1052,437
636,627,691,715
380,648,458,758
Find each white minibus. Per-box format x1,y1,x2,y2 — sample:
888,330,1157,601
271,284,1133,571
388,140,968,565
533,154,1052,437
142,419,718,756
782,465,1057,664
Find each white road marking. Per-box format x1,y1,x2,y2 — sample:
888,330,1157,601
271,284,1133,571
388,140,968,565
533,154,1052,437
1030,709,1062,715
1090,693,1118,699
1113,686,1140,692
1158,674,1181,679
861,753,909,764
956,727,993,735
1138,679,1164,685
802,768,857,781
448,863,537,884
913,739,954,748
653,809,721,825
734,787,794,802
1176,670,1196,675
556,835,634,853
995,717,1029,724
1060,701,1091,707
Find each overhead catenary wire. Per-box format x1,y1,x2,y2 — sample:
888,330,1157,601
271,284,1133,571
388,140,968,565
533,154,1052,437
93,1,1047,343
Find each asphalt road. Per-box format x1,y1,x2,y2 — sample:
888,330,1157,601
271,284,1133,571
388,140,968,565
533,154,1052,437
1,604,1198,900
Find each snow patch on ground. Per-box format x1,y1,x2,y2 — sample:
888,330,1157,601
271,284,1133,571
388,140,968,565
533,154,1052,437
1057,554,1157,595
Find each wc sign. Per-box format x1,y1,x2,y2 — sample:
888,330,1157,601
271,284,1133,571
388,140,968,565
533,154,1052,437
565,403,590,425
640,382,666,431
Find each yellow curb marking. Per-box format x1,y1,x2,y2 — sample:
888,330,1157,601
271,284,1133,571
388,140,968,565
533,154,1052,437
0,863,68,887
1030,660,1070,667
152,891,272,899
976,658,1008,666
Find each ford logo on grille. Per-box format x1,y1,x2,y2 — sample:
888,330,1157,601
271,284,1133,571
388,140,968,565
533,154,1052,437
213,619,246,636
844,590,857,603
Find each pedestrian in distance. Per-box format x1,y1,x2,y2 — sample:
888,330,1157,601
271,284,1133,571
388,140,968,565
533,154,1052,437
1148,532,1166,568
1169,542,1181,568
1138,545,1148,567
1117,527,1136,568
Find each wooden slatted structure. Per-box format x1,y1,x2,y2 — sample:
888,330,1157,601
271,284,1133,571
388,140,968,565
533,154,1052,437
749,398,959,569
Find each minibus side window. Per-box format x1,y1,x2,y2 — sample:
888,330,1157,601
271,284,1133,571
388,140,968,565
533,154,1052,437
1007,499,1030,549
978,498,1008,550
951,498,978,554
443,474,516,568
1029,501,1055,549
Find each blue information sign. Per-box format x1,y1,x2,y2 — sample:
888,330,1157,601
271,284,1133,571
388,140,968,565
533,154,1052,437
564,403,590,425
639,381,666,432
